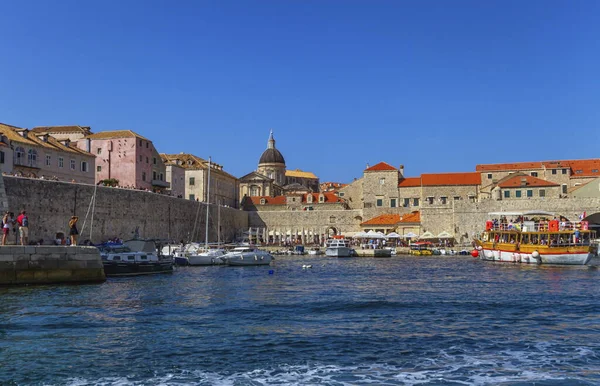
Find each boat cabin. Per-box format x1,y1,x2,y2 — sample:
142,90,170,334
409,241,433,256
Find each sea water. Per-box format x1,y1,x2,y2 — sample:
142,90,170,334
1,255,599,385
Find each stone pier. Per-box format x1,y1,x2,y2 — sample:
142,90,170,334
0,246,106,285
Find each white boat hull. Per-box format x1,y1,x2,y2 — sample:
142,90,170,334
480,248,592,265
225,252,273,266
325,247,354,257
188,254,224,266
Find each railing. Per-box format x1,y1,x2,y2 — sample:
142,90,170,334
486,220,590,232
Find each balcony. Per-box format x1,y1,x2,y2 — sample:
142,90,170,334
152,179,170,188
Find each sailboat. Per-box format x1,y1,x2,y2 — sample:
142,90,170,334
188,157,226,266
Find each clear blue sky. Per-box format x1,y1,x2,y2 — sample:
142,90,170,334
2,1,599,183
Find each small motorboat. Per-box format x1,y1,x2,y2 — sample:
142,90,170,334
188,248,227,266
221,246,274,266
99,239,173,277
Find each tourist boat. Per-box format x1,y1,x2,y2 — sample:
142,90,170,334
474,211,596,265
409,241,433,256
99,239,174,276
221,246,274,266
325,237,354,257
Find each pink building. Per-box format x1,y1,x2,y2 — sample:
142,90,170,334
78,130,169,191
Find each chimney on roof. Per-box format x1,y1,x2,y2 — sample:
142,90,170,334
399,164,405,177
366,163,370,168
520,178,527,186
85,138,91,152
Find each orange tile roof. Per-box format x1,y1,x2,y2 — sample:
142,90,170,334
31,125,91,134
365,162,398,172
476,159,600,177
421,172,481,186
398,177,421,187
85,130,149,140
360,211,420,226
249,196,287,205
498,175,559,188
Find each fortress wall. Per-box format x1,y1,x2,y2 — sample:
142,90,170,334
2,176,248,244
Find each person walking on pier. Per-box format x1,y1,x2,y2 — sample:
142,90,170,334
2,211,10,245
69,216,79,246
17,210,29,245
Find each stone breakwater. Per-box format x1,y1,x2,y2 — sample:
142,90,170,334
0,246,105,285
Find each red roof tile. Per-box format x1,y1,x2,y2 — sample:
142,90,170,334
398,177,421,187
248,192,343,205
567,160,600,178
365,162,398,172
476,162,543,172
421,172,481,186
498,175,559,188
476,159,600,177
360,211,421,226
248,196,287,205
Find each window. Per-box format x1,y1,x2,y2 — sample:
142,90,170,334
338,192,345,197
504,190,510,198
427,197,434,204
319,195,325,203
0,151,4,164
59,157,64,168
562,184,567,194
46,155,51,166
531,172,538,177
376,198,383,207
146,142,149,148
146,157,149,164
139,140,142,147
260,198,266,205
593,169,599,173
527,190,533,197
552,169,557,175
28,149,38,167
575,170,583,174
97,148,102,154
390,198,397,208
379,178,385,185
81,161,88,172
539,189,546,197
160,173,164,180
440,196,447,204
189,194,195,201
14,147,25,165
70,159,75,170
487,173,492,179
97,166,102,172
515,190,521,198
153,157,157,165
329,216,336,223
403,198,410,207
152,171,157,180
454,196,460,201
562,169,567,174
413,198,419,206
189,177,195,185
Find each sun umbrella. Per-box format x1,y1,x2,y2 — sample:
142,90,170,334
365,230,385,239
419,231,435,239
437,231,453,238
386,232,401,238
403,232,418,238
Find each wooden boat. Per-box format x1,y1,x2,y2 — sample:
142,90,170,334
474,211,596,265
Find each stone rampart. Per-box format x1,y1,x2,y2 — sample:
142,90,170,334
2,176,248,244
0,246,105,285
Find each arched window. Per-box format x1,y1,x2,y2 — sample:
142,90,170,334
28,149,37,167
14,147,25,165
250,185,260,196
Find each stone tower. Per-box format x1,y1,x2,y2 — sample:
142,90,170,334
257,130,286,186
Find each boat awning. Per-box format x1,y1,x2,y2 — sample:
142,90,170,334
488,210,555,217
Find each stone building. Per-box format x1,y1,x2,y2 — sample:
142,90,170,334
161,153,238,207
80,130,169,191
492,173,560,200
164,161,185,198
0,122,96,184
239,130,320,202
570,177,600,198
242,192,346,212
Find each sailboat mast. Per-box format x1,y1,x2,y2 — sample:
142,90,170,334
204,157,211,249
217,204,221,245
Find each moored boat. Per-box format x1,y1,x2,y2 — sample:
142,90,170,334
99,239,174,276
188,248,226,266
325,237,354,257
221,246,274,266
474,211,596,265
409,241,433,256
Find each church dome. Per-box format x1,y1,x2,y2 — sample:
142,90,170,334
259,148,285,165
258,130,285,165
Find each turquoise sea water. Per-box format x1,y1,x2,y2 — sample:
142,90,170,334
1,255,599,385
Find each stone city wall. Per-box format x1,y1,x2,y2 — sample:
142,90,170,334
1,176,248,244
0,246,105,285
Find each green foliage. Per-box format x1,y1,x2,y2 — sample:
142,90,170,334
100,178,119,187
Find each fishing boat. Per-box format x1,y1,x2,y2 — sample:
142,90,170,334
325,236,354,257
100,239,174,276
221,246,274,266
474,211,596,265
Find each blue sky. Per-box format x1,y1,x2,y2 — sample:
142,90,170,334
1,1,599,183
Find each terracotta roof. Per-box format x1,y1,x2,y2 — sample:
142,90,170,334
161,153,207,170
248,192,343,205
365,162,398,172
285,169,318,179
360,211,421,226
476,159,600,178
85,130,149,141
0,123,38,146
0,123,93,156
498,174,559,188
31,125,91,134
398,177,421,187
421,172,481,186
